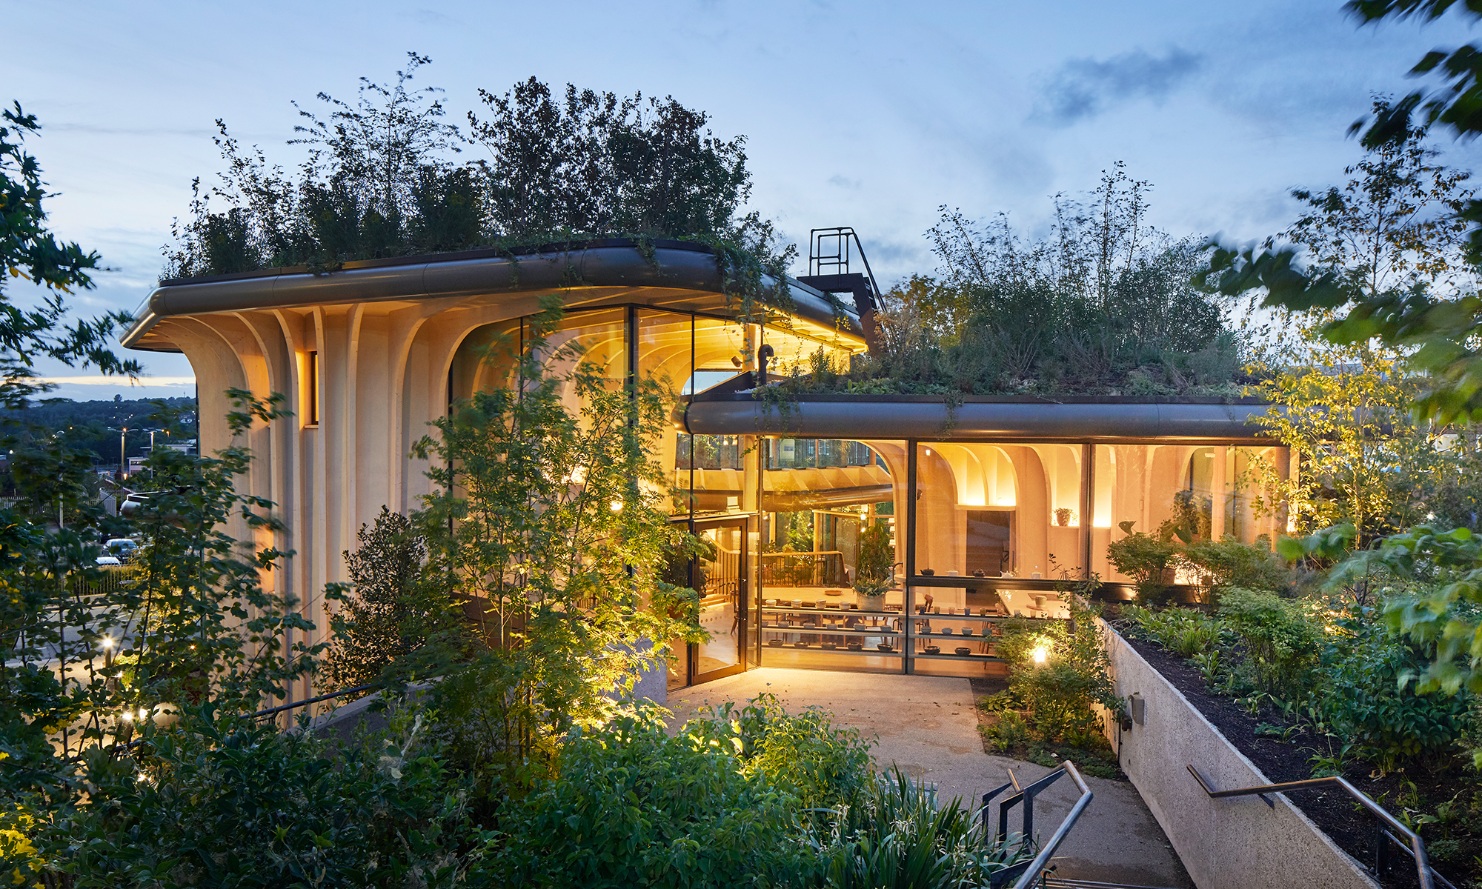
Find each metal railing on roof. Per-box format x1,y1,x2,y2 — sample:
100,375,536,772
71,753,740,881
1187,764,1455,889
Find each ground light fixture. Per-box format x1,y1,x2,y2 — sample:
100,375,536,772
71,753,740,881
1031,643,1051,665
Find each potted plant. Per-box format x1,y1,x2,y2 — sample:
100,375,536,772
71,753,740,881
1054,507,1073,527
853,521,896,612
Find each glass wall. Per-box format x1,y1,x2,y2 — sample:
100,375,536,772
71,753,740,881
756,437,907,671
913,443,1085,582
1091,444,1289,583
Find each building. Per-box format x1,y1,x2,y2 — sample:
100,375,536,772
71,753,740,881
123,239,1285,695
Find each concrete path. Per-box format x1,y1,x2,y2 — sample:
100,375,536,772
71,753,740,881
669,667,1192,889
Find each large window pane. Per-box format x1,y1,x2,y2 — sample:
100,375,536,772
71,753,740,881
914,442,1082,582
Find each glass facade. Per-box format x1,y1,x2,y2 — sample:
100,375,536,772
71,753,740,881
757,438,907,672
452,304,1284,684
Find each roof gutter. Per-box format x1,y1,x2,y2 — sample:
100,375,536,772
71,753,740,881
123,241,858,349
681,396,1274,442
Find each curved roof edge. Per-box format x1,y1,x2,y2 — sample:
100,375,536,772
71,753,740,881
681,397,1275,442
123,240,857,349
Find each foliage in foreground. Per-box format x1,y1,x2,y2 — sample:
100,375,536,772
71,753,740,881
11,694,1029,888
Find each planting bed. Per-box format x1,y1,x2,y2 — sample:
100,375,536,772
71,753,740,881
1119,630,1468,889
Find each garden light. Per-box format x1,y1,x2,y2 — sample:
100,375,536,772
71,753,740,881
100,636,114,651
1031,643,1051,665
609,499,624,512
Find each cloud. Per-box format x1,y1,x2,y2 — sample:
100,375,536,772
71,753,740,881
827,174,861,190
45,123,217,138
1037,48,1203,125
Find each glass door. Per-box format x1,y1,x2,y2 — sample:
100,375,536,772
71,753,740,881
690,517,748,684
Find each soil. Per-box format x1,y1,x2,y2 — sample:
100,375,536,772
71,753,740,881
1117,629,1471,889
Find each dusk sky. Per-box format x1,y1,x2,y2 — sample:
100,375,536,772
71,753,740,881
4,0,1478,399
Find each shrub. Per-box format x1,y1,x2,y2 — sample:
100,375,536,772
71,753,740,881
1106,532,1178,603
56,708,478,887
691,693,874,811
483,696,873,888
1320,613,1472,774
322,506,452,694
1179,537,1292,597
1216,587,1324,699
483,709,820,888
997,604,1121,745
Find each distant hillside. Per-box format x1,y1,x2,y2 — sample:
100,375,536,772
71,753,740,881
1,397,198,466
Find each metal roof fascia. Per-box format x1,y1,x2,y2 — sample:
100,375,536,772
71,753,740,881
122,244,858,349
680,399,1274,442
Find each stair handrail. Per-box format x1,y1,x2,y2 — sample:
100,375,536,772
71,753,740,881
1187,764,1449,889
982,760,1094,889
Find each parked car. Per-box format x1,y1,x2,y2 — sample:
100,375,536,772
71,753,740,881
104,538,138,561
94,555,123,567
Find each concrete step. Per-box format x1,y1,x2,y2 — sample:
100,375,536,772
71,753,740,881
1043,876,1186,889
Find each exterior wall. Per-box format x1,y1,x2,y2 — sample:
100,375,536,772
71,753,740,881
1104,625,1378,889
150,288,864,698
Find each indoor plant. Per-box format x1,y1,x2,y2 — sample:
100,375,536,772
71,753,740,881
853,521,896,611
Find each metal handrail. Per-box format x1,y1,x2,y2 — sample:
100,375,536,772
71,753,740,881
1187,764,1448,889
982,761,1094,889
101,683,377,757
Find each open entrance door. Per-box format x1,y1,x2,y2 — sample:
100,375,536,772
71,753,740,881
684,517,749,685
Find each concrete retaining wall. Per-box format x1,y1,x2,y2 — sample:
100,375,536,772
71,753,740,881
1103,624,1378,889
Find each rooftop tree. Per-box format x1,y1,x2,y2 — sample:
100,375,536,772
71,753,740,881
164,57,793,296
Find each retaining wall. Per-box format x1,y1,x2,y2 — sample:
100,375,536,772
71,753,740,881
1103,624,1378,889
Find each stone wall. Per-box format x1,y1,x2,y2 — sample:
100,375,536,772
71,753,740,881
1102,624,1378,889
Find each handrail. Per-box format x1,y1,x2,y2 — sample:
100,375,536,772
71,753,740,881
981,761,1094,889
101,683,377,757
1187,764,1447,889
1012,761,1093,889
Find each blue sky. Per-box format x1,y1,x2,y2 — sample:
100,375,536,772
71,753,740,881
4,0,1478,399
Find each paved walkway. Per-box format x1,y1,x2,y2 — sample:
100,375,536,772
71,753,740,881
669,667,1192,888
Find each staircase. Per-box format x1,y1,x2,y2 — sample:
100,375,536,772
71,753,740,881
796,226,884,352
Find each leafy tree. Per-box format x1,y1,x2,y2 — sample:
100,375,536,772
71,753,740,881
1247,342,1437,546
412,298,704,770
1348,1,1482,147
321,506,454,694
0,101,151,879
1201,0,1482,731
117,396,320,713
1227,114,1477,544
0,103,138,407
469,76,753,243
